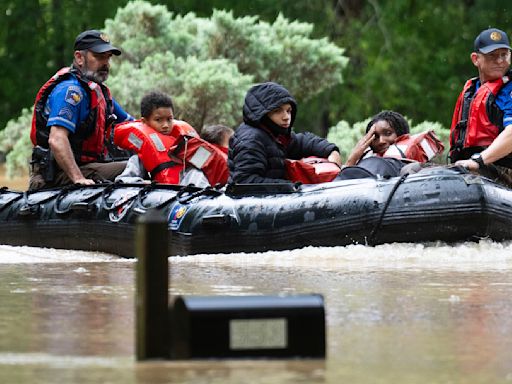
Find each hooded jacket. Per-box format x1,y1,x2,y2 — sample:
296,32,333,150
228,82,338,184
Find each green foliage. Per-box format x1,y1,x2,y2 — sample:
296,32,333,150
105,3,348,126
0,108,33,177
332,0,512,126
3,0,510,179
327,117,450,165
111,52,252,127
0,0,129,130
0,0,347,176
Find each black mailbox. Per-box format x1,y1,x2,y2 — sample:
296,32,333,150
169,294,326,359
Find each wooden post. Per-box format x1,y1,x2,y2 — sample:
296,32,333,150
135,209,169,360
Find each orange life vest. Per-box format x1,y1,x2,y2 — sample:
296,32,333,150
285,157,340,184
382,130,445,163
114,120,228,185
31,67,113,164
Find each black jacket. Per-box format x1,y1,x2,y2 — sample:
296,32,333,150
228,82,338,184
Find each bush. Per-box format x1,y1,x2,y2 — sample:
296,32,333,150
0,108,32,177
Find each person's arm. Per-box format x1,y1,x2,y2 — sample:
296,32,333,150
327,150,342,167
112,98,134,122
345,126,376,166
48,125,95,185
289,132,341,166
456,124,512,170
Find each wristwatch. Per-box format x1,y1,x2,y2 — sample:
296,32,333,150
470,153,485,168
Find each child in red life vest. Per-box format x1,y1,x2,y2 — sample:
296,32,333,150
115,91,191,183
115,92,229,186
177,124,233,185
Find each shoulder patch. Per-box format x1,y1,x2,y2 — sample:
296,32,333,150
65,86,83,106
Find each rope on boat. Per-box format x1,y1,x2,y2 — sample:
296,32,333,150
367,174,409,245
53,183,114,214
0,188,24,214
18,186,73,216
100,182,156,212
128,183,222,211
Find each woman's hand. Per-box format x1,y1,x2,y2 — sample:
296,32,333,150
345,126,376,166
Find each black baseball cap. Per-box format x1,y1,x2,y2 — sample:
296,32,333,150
74,30,121,56
474,28,511,54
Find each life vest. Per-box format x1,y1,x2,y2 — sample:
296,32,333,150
285,157,340,184
382,130,445,163
31,67,114,164
449,74,509,163
113,120,229,185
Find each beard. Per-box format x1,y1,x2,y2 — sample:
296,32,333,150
81,57,109,83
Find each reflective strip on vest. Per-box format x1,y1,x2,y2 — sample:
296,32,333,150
383,145,405,158
188,146,213,169
149,133,167,152
128,132,143,150
419,138,436,160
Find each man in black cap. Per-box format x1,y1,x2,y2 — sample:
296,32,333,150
29,29,133,190
449,27,512,186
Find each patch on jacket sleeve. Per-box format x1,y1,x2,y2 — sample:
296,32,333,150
64,86,83,106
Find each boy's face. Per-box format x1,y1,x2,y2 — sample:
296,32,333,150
267,103,292,129
142,107,174,135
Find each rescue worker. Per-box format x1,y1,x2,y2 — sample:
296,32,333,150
449,27,512,187
29,29,133,190
228,82,341,184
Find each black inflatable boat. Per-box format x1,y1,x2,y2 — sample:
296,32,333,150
0,166,511,258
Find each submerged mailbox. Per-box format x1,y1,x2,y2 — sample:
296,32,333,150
169,294,326,359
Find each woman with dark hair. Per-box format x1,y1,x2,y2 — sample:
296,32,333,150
336,110,420,180
337,110,444,180
345,110,410,167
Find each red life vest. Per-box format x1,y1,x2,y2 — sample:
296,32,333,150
30,67,113,164
113,120,229,185
449,75,508,162
285,157,340,184
168,136,229,186
382,130,445,163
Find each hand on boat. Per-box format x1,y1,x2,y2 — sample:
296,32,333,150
73,177,97,186
455,159,479,171
327,150,342,167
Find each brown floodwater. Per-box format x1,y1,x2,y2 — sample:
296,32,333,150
0,242,511,383
0,164,28,191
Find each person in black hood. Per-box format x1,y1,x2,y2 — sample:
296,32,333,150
228,82,341,184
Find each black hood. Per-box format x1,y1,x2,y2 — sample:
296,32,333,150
242,82,297,130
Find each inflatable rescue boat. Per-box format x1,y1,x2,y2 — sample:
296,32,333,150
0,165,511,258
